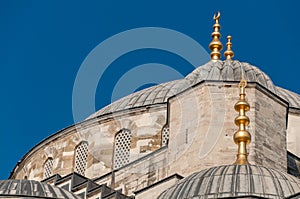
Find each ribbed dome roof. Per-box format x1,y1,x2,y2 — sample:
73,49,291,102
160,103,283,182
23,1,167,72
158,164,300,199
0,180,80,199
276,86,300,109
88,60,300,118
185,60,276,92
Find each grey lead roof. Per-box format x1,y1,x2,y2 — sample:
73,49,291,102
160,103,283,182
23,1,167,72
88,60,300,118
277,86,300,109
0,180,80,199
185,60,277,93
157,164,300,199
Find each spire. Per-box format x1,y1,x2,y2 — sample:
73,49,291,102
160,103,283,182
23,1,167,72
224,35,234,60
209,11,223,61
233,73,251,165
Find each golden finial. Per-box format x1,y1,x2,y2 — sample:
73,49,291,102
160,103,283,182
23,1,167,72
209,11,223,61
233,73,251,165
224,35,234,60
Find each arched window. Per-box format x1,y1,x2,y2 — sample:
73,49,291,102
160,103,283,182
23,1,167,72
114,129,132,169
74,141,89,176
161,125,170,146
44,158,53,179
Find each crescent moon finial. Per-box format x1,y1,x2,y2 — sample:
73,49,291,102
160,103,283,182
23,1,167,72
209,11,223,61
213,11,221,22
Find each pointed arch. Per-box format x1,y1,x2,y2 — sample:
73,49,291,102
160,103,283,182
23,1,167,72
113,129,132,169
74,141,89,176
44,157,53,179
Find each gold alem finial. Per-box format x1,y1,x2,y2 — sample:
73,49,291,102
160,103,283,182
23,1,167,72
233,73,251,165
209,11,223,61
224,35,234,60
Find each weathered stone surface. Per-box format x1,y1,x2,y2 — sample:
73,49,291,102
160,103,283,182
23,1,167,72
8,60,300,198
253,88,288,171
12,106,166,182
135,175,182,199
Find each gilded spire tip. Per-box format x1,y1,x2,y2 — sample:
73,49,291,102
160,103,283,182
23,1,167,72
238,73,247,89
213,11,220,22
224,35,234,61
209,11,223,61
233,74,251,165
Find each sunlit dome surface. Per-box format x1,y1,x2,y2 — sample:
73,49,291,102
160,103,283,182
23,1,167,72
158,164,300,199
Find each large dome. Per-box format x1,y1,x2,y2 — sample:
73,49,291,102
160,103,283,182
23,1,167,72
0,180,80,199
88,60,300,119
158,164,300,199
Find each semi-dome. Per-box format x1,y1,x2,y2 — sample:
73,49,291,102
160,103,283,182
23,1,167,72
0,180,80,199
158,164,300,199
88,60,300,119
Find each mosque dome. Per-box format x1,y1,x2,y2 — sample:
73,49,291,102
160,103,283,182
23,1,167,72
157,164,300,199
7,11,300,199
0,180,80,199
185,60,276,92
88,60,300,119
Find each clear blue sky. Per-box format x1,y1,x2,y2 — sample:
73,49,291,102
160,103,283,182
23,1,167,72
0,1,299,179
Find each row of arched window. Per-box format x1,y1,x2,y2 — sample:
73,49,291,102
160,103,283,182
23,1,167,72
43,141,89,179
113,126,170,169
43,126,170,178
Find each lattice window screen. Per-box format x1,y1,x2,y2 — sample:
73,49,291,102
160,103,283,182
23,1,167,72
114,129,132,169
44,158,53,179
162,125,170,146
74,141,89,176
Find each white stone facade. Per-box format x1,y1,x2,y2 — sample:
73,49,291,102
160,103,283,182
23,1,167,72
9,61,300,198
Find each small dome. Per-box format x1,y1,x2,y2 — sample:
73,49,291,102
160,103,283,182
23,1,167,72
0,180,80,199
185,60,277,93
158,164,300,199
88,60,300,118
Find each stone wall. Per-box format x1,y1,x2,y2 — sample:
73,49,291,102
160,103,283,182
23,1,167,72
11,105,167,181
167,82,288,177
252,88,288,171
167,83,241,177
134,174,183,199
83,147,170,196
10,81,295,198
113,147,168,196
13,129,83,180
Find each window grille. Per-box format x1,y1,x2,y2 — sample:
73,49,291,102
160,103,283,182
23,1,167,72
74,141,89,176
44,158,53,179
114,129,132,169
162,125,170,146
